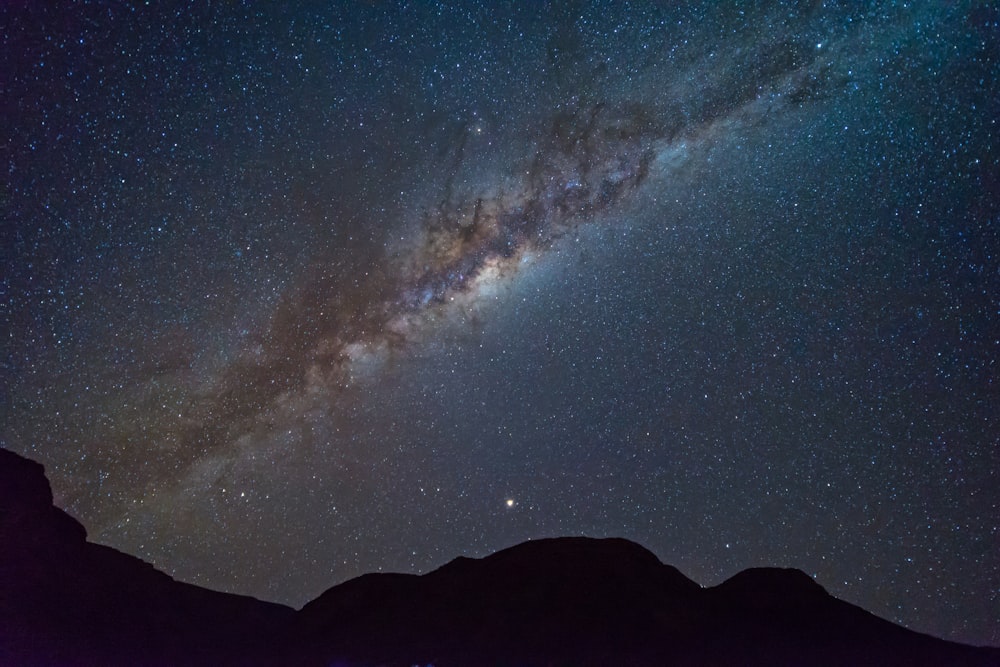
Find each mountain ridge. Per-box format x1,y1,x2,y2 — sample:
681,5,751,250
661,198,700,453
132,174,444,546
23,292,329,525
2,447,997,666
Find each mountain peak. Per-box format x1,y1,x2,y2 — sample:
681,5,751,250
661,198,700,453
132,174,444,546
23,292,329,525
713,566,829,604
431,536,701,601
0,447,87,547
0,447,54,512
437,535,671,574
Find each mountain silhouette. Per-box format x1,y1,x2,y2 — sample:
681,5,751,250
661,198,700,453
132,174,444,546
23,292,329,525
0,447,295,666
2,447,997,666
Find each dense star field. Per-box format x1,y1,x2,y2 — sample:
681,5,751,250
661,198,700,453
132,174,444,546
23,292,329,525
4,0,998,647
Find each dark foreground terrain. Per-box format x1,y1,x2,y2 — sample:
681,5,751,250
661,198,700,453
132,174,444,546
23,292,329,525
2,447,997,666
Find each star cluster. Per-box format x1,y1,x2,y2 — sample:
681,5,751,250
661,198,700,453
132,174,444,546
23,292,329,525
4,1,998,647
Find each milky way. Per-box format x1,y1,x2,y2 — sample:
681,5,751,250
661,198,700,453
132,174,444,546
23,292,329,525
244,36,831,403
166,33,835,480
5,1,998,647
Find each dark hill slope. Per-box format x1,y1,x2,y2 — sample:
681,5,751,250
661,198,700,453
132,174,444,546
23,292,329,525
293,536,704,665
0,448,295,667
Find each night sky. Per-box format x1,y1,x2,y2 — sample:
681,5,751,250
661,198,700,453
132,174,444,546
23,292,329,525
4,0,999,647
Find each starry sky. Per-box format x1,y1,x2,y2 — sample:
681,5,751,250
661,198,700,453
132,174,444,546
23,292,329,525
4,0,999,648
